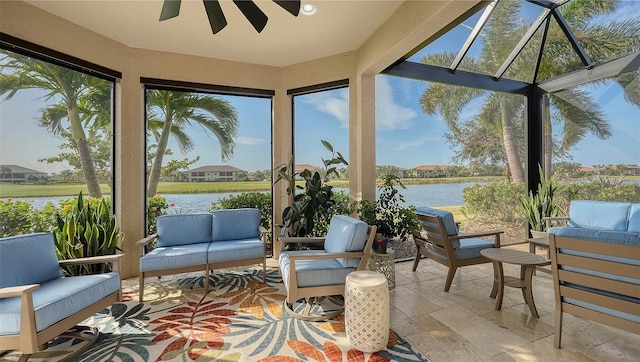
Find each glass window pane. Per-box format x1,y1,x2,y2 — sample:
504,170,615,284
144,88,271,234
0,49,114,237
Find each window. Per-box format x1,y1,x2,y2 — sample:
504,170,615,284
0,41,117,237
143,82,272,227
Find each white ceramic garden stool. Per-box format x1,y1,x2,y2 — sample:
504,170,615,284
344,270,390,353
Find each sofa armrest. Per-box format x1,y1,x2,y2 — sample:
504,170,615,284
58,254,124,274
545,216,570,229
451,230,502,247
279,237,326,244
278,236,326,252
259,226,268,242
0,284,39,299
286,250,363,261
136,234,158,256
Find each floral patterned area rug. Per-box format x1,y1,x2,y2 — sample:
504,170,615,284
0,269,428,362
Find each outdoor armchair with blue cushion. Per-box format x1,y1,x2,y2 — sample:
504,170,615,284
413,206,502,292
0,233,123,361
278,215,376,321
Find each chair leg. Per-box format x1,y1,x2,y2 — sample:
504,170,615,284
204,266,210,294
262,261,267,284
139,273,145,302
412,251,421,271
554,308,563,348
444,266,458,292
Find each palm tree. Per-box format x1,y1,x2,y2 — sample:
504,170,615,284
0,52,111,197
420,1,639,181
146,90,238,197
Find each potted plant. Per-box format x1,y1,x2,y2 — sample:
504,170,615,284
520,165,558,238
355,174,419,253
273,140,348,238
53,191,124,276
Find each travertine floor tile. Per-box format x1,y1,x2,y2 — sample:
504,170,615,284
430,306,530,356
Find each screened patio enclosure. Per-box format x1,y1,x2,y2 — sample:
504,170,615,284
383,0,640,193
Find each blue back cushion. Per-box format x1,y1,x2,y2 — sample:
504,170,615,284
211,208,261,242
415,206,458,236
0,233,63,288
156,213,212,247
628,204,640,233
324,215,369,268
569,200,631,231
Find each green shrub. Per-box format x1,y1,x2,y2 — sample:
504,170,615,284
463,179,640,224
0,199,57,237
147,194,170,234
462,182,525,223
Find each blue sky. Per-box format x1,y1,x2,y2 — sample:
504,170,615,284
1,1,639,174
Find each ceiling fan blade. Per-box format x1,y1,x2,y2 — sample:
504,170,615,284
273,0,300,16
233,0,268,33
159,0,182,21
203,0,227,34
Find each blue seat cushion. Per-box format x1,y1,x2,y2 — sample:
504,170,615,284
207,239,264,264
628,203,640,233
140,243,209,272
211,209,260,242
0,272,120,336
568,200,632,231
279,250,355,289
415,206,458,236
417,237,495,260
323,215,368,268
0,233,63,288
157,213,212,247
548,226,640,246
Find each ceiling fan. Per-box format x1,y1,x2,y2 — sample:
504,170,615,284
159,0,301,34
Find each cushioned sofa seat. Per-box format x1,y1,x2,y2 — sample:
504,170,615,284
279,250,355,288
0,272,120,335
208,239,265,264
139,243,209,272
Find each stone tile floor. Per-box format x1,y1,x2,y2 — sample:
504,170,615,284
265,242,639,361
387,243,639,362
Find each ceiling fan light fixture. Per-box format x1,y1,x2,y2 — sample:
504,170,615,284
301,3,317,16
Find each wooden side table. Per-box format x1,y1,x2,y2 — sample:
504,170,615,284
480,248,551,318
367,249,395,289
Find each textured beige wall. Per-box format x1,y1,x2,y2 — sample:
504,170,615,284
1,0,475,277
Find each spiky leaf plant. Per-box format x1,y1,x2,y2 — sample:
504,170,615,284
53,191,123,275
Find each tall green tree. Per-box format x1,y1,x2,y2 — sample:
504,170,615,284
420,1,639,181
0,51,112,196
146,90,238,197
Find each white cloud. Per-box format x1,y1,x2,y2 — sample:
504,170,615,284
392,139,429,151
299,77,418,131
234,136,264,145
375,76,417,131
300,89,349,128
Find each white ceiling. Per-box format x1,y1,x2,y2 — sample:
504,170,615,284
25,0,404,67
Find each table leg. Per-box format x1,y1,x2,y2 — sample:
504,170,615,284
489,261,498,298
493,261,504,311
522,266,539,318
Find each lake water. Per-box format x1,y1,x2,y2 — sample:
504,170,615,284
8,182,479,213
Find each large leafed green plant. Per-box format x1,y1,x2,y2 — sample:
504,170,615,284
274,140,348,237
53,191,123,275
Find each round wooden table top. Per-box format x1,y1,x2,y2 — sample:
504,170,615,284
481,248,550,266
